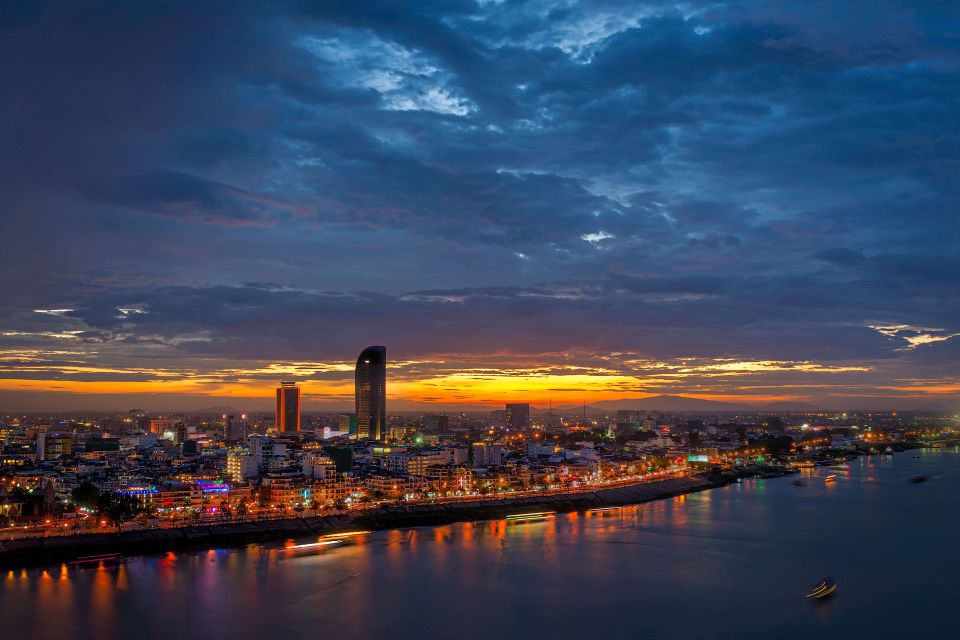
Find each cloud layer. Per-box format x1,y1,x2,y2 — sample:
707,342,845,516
1,1,958,411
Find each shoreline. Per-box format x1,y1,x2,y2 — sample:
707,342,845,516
0,472,740,569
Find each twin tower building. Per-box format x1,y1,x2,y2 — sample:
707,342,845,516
276,346,387,440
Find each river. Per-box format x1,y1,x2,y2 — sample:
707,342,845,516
3,449,958,640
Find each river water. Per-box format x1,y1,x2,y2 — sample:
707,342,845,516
3,449,958,640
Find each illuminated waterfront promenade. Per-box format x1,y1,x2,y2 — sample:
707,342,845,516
0,471,717,566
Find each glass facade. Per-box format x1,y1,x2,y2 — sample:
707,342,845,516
355,346,386,440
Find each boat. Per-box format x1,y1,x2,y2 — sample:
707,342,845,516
909,475,929,484
283,539,344,552
69,553,123,566
806,577,838,599
505,511,555,523
322,530,371,541
824,475,837,484
586,506,621,514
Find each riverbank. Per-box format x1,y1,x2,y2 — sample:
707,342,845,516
0,472,737,568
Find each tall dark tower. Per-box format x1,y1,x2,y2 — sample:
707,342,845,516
276,381,300,433
355,346,386,440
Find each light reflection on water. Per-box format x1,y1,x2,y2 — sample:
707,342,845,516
2,449,959,640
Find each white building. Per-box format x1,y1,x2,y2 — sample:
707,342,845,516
226,452,259,481
525,442,556,458
473,443,503,467
302,453,338,480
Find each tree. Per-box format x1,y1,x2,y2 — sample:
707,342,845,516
96,492,142,531
178,497,191,523
308,498,321,516
762,435,794,458
332,498,347,511
235,497,248,521
72,482,100,510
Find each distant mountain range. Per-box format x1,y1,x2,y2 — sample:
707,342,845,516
549,395,819,413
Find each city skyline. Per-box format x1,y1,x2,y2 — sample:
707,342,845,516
1,4,959,637
1,3,958,413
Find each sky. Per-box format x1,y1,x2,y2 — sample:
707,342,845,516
1,1,959,413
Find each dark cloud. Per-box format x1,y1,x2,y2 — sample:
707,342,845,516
0,0,958,408
815,248,866,266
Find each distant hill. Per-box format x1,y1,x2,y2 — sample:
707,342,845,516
550,395,828,413
585,395,741,412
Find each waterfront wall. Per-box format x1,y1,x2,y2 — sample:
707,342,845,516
0,474,726,568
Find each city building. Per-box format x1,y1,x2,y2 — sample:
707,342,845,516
506,403,530,431
223,414,244,440
355,346,386,440
36,432,73,461
275,381,301,433
338,414,357,434
381,448,448,476
226,452,259,481
472,442,504,467
149,418,182,435
302,453,337,480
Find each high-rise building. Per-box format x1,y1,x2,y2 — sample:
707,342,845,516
355,346,387,440
276,381,301,433
472,442,503,467
506,403,530,431
37,432,72,460
35,428,46,462
149,417,181,435
223,414,245,440
338,414,356,434
175,422,187,445
227,451,259,481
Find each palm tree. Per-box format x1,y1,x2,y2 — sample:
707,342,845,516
236,497,248,522
308,498,321,516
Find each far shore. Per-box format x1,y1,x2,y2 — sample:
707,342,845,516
0,472,743,569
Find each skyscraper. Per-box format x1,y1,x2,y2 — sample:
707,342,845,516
506,403,530,431
355,346,386,440
276,381,300,433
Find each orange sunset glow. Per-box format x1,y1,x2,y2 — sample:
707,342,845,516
0,349,956,411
